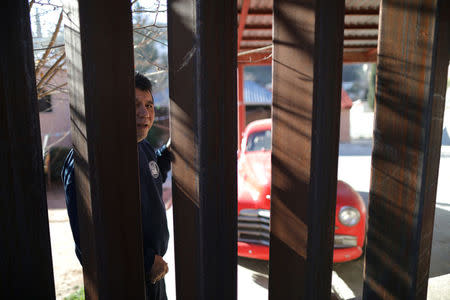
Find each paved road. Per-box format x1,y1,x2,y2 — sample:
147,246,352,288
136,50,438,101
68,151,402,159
163,141,449,299
334,142,450,299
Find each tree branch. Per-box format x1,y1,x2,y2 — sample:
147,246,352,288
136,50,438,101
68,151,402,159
38,60,66,93
135,50,167,70
133,9,167,13
39,82,68,98
34,1,62,9
133,30,168,47
35,10,63,75
36,52,65,90
134,24,167,30
34,44,64,51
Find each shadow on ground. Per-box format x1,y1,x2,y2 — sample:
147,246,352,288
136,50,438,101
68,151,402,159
238,257,269,289
339,140,373,157
332,206,450,299
430,207,450,278
333,256,365,297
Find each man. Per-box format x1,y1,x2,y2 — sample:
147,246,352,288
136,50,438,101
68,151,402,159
62,73,171,299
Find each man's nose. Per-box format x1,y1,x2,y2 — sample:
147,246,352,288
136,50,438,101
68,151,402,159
136,104,148,117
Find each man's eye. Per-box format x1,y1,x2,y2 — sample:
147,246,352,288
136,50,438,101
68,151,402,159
146,104,153,108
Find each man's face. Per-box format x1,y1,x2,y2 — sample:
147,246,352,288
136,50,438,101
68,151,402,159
135,88,155,142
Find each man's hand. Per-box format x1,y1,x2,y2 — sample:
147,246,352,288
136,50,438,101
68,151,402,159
149,255,168,284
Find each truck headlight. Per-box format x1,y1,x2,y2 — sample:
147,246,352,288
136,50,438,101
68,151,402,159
338,206,360,226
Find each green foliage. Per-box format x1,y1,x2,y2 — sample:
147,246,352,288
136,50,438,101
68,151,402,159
64,287,84,300
367,64,377,110
46,146,71,182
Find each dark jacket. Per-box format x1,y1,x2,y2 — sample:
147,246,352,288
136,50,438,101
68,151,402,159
61,140,171,299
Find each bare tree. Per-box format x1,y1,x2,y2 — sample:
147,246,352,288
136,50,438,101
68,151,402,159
30,0,168,99
29,0,170,154
30,1,66,100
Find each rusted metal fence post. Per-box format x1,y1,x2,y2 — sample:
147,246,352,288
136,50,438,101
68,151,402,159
363,0,449,299
64,1,145,298
168,0,238,299
0,1,55,298
270,0,345,299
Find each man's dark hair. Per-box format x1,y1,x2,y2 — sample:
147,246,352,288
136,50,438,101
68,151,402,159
135,72,152,93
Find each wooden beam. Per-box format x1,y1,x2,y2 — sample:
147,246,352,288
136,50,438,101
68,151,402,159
246,23,378,31
0,1,55,298
363,0,449,299
167,2,199,298
344,35,378,40
238,50,377,65
245,24,273,31
242,34,378,42
270,0,345,299
343,44,377,49
344,24,378,30
242,36,272,41
63,1,145,299
345,8,379,16
238,52,272,65
239,45,377,52
240,46,272,51
238,0,251,51
238,8,379,17
168,0,238,299
343,50,377,63
238,48,377,64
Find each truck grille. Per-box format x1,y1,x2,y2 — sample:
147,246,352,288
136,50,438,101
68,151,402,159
238,209,270,246
238,209,358,249
333,235,358,248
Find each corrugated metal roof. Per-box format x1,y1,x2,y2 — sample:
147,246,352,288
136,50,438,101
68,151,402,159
238,0,382,64
244,80,272,105
244,80,354,110
154,83,354,108
152,82,272,107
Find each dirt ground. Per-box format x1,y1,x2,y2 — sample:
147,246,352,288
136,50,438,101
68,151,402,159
46,182,173,299
47,185,83,299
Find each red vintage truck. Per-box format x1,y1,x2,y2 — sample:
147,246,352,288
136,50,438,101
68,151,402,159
238,118,366,263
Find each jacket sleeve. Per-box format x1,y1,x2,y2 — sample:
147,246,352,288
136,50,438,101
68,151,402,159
61,149,83,265
143,247,156,274
156,145,173,183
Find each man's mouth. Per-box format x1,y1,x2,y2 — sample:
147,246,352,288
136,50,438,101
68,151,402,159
137,124,149,128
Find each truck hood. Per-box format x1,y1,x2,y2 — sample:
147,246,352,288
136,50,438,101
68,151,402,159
238,151,271,211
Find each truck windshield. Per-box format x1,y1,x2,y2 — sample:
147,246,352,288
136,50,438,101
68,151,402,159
246,130,271,152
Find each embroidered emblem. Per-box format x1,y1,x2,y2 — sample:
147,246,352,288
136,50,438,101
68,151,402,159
149,160,160,178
